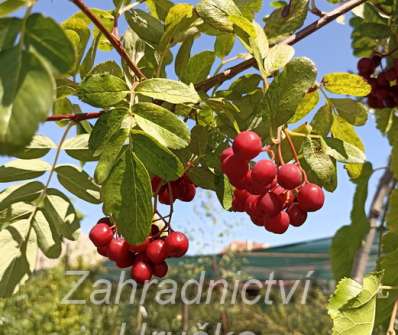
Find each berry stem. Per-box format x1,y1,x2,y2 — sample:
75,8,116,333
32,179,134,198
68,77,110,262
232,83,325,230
277,127,285,165
283,128,309,183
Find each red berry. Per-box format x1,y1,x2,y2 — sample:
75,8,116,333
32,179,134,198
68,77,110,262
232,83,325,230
264,212,290,234
152,262,168,278
385,68,397,81
357,57,375,77
129,237,150,253
146,239,168,264
220,147,234,163
251,160,277,187
232,189,250,212
165,231,189,257
228,170,250,189
245,170,268,195
368,95,385,109
377,72,389,87
116,253,135,268
244,194,260,216
250,212,267,227
97,217,111,226
131,261,153,284
221,154,249,180
177,181,196,202
232,131,263,160
277,164,303,190
97,244,109,257
89,223,113,247
158,185,175,205
108,238,130,261
151,176,162,194
298,183,325,212
257,192,284,217
371,55,381,67
287,204,308,227
272,186,295,209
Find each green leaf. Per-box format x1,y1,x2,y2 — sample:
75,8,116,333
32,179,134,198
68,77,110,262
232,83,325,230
235,0,262,20
0,0,27,17
181,51,216,84
0,202,34,230
302,137,337,191
329,272,382,335
264,0,309,44
0,17,22,50
356,22,390,39
386,189,398,234
89,109,129,156
32,210,62,259
264,44,295,75
89,60,124,78
330,162,372,281
133,102,190,149
125,9,164,46
0,48,55,155
311,103,333,136
175,36,194,79
132,131,184,182
0,159,50,183
0,220,37,298
328,277,362,318
215,174,233,209
25,13,76,74
260,57,317,128
14,135,55,160
102,150,152,244
331,115,365,152
214,33,234,58
324,138,366,164
55,165,101,204
322,73,371,97
135,78,200,104
330,99,368,126
94,129,129,185
78,73,129,108
146,0,173,21
189,125,209,156
374,108,394,134
43,189,80,241
187,166,216,190
289,90,319,124
61,134,97,162
0,181,44,211
196,0,242,33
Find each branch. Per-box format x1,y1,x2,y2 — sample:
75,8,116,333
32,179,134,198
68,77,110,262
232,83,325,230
195,0,368,92
70,0,146,81
46,112,103,122
351,166,394,283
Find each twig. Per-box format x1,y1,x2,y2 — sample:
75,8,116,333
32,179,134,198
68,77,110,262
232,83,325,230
195,0,369,92
70,0,146,81
46,111,103,122
351,165,394,283
387,298,398,335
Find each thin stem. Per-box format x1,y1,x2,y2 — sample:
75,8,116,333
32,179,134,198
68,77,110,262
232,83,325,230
276,127,285,165
387,298,398,335
46,111,103,122
284,128,308,182
195,0,368,92
70,0,146,81
45,122,74,189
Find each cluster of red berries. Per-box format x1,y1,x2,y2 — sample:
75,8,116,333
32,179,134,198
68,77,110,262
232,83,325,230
151,174,196,205
357,55,398,109
221,131,325,234
89,218,189,283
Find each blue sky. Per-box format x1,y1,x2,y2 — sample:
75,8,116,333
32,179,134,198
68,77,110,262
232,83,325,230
5,0,390,254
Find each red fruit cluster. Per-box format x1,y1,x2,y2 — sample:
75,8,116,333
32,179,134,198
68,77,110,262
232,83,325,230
221,131,325,234
151,174,196,205
89,218,189,284
357,55,398,109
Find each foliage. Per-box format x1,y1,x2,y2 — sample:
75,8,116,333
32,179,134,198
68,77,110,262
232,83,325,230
0,0,396,333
